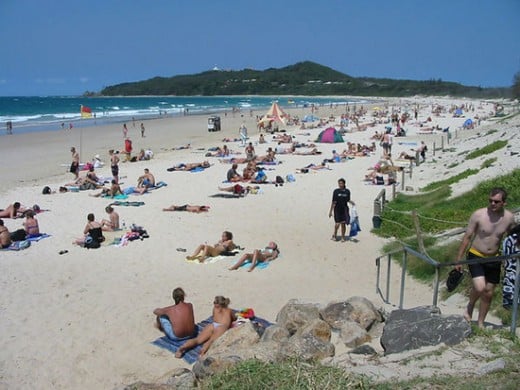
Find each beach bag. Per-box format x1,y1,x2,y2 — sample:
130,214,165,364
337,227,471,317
42,186,51,195
376,176,385,185
11,229,27,242
84,235,101,249
275,175,284,184
286,174,296,183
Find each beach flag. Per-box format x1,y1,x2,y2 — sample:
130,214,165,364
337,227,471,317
80,105,92,118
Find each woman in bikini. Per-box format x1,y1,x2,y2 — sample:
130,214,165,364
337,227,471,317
162,204,209,213
186,231,235,263
175,295,235,359
23,210,40,237
229,241,279,272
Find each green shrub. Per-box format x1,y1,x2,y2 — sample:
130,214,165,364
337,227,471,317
465,140,508,160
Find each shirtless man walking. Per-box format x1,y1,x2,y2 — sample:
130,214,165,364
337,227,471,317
109,149,120,184
456,187,515,328
70,147,80,179
153,287,196,341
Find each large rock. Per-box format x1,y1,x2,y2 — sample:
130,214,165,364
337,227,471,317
165,368,196,389
279,318,335,360
339,321,370,348
276,300,321,335
380,306,471,354
320,297,382,331
260,324,290,343
209,322,260,355
192,355,243,380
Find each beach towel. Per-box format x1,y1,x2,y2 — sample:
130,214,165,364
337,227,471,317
27,233,51,242
3,240,31,251
103,194,128,200
151,181,168,189
238,259,271,270
109,201,145,207
151,313,272,364
185,249,241,264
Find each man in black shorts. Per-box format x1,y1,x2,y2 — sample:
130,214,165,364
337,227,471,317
455,187,515,328
328,178,355,242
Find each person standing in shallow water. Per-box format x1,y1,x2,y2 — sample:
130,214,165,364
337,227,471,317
329,178,355,242
455,187,514,328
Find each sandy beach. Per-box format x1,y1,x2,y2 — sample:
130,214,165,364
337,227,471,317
0,96,517,389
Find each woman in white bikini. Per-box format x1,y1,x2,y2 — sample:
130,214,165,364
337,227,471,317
175,295,235,358
229,241,279,272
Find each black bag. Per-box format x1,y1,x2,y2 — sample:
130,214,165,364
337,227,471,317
84,235,101,249
275,175,285,184
10,228,27,242
446,269,464,292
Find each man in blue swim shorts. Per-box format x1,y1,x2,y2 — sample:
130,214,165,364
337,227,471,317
137,168,155,189
153,287,197,340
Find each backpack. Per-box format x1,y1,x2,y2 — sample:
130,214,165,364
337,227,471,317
275,175,284,184
84,234,101,249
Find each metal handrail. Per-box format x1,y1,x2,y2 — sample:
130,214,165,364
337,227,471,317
375,244,520,337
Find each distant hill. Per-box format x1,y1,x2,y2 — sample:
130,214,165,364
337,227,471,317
99,61,511,98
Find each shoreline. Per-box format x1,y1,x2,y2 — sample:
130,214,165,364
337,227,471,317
0,95,515,389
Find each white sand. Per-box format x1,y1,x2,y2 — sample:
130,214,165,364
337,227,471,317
0,97,517,389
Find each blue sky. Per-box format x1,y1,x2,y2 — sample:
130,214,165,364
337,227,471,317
0,0,519,96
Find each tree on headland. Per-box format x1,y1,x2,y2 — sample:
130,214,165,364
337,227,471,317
512,71,520,100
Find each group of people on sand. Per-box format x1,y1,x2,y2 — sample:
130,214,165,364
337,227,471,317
183,230,279,271
0,207,41,248
153,288,235,358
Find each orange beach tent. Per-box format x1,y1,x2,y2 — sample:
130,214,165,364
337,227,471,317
259,102,288,126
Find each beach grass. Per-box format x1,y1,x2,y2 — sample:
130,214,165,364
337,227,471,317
199,358,368,389
465,140,508,160
199,332,520,389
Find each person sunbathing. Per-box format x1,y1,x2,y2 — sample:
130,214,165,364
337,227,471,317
0,202,25,219
89,180,123,198
23,210,40,236
0,219,12,248
167,161,210,171
186,231,235,263
296,162,330,173
218,184,258,196
293,148,321,155
163,204,209,213
175,295,235,358
101,206,120,231
73,213,105,247
229,242,279,272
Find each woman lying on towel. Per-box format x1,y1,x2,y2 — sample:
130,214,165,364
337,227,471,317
186,231,235,263
175,295,236,358
163,204,210,213
167,161,210,171
229,241,279,272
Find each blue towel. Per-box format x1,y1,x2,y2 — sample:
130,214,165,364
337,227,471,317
27,233,51,242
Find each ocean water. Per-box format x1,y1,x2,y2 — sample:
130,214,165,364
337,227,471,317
0,95,367,135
